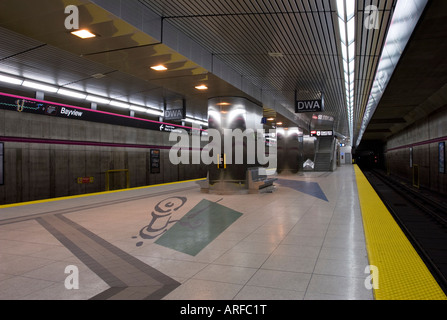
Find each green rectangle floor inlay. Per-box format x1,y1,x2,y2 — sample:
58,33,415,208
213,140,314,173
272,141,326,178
155,199,243,256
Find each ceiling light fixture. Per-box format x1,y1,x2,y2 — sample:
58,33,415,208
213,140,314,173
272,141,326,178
146,108,164,116
57,88,87,100
195,85,208,90
92,73,106,79
0,73,182,122
184,118,208,127
0,74,23,85
86,95,110,104
71,29,97,39
22,80,58,93
109,100,130,109
337,0,356,141
150,65,168,71
130,106,147,113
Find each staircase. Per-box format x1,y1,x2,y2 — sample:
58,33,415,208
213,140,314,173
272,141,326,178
317,137,333,152
314,153,332,171
314,137,334,172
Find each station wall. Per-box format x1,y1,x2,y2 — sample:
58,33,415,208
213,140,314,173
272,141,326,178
0,109,206,205
386,106,447,196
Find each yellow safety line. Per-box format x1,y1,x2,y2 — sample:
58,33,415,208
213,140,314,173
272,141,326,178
354,165,446,300
0,178,206,209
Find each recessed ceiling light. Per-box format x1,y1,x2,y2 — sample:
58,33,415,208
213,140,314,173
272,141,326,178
195,85,208,90
71,29,96,39
267,118,275,121
92,73,106,79
150,65,168,71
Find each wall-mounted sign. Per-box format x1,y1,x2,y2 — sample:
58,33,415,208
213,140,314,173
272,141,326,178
0,142,4,185
150,149,161,174
439,142,445,174
159,124,183,133
77,177,94,184
0,92,201,134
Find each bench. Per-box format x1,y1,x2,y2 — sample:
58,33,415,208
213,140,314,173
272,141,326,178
247,167,277,194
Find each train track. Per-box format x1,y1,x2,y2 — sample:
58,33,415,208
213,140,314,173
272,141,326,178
362,168,447,295
370,169,447,227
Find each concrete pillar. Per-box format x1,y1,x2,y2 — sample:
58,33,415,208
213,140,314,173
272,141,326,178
277,127,303,174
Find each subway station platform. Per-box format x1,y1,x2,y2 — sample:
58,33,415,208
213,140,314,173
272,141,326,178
0,165,445,300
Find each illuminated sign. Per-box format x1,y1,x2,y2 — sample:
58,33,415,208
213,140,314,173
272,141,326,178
311,130,333,137
164,98,186,121
164,109,184,120
150,149,161,174
295,99,324,113
313,114,334,122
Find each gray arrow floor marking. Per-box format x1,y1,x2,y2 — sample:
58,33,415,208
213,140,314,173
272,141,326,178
37,214,180,300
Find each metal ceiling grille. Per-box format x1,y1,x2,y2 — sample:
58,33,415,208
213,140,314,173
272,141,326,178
0,0,401,140
139,0,398,139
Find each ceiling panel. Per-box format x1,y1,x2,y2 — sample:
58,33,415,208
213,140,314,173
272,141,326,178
362,0,447,142
0,0,413,141
355,0,397,140
139,0,400,138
